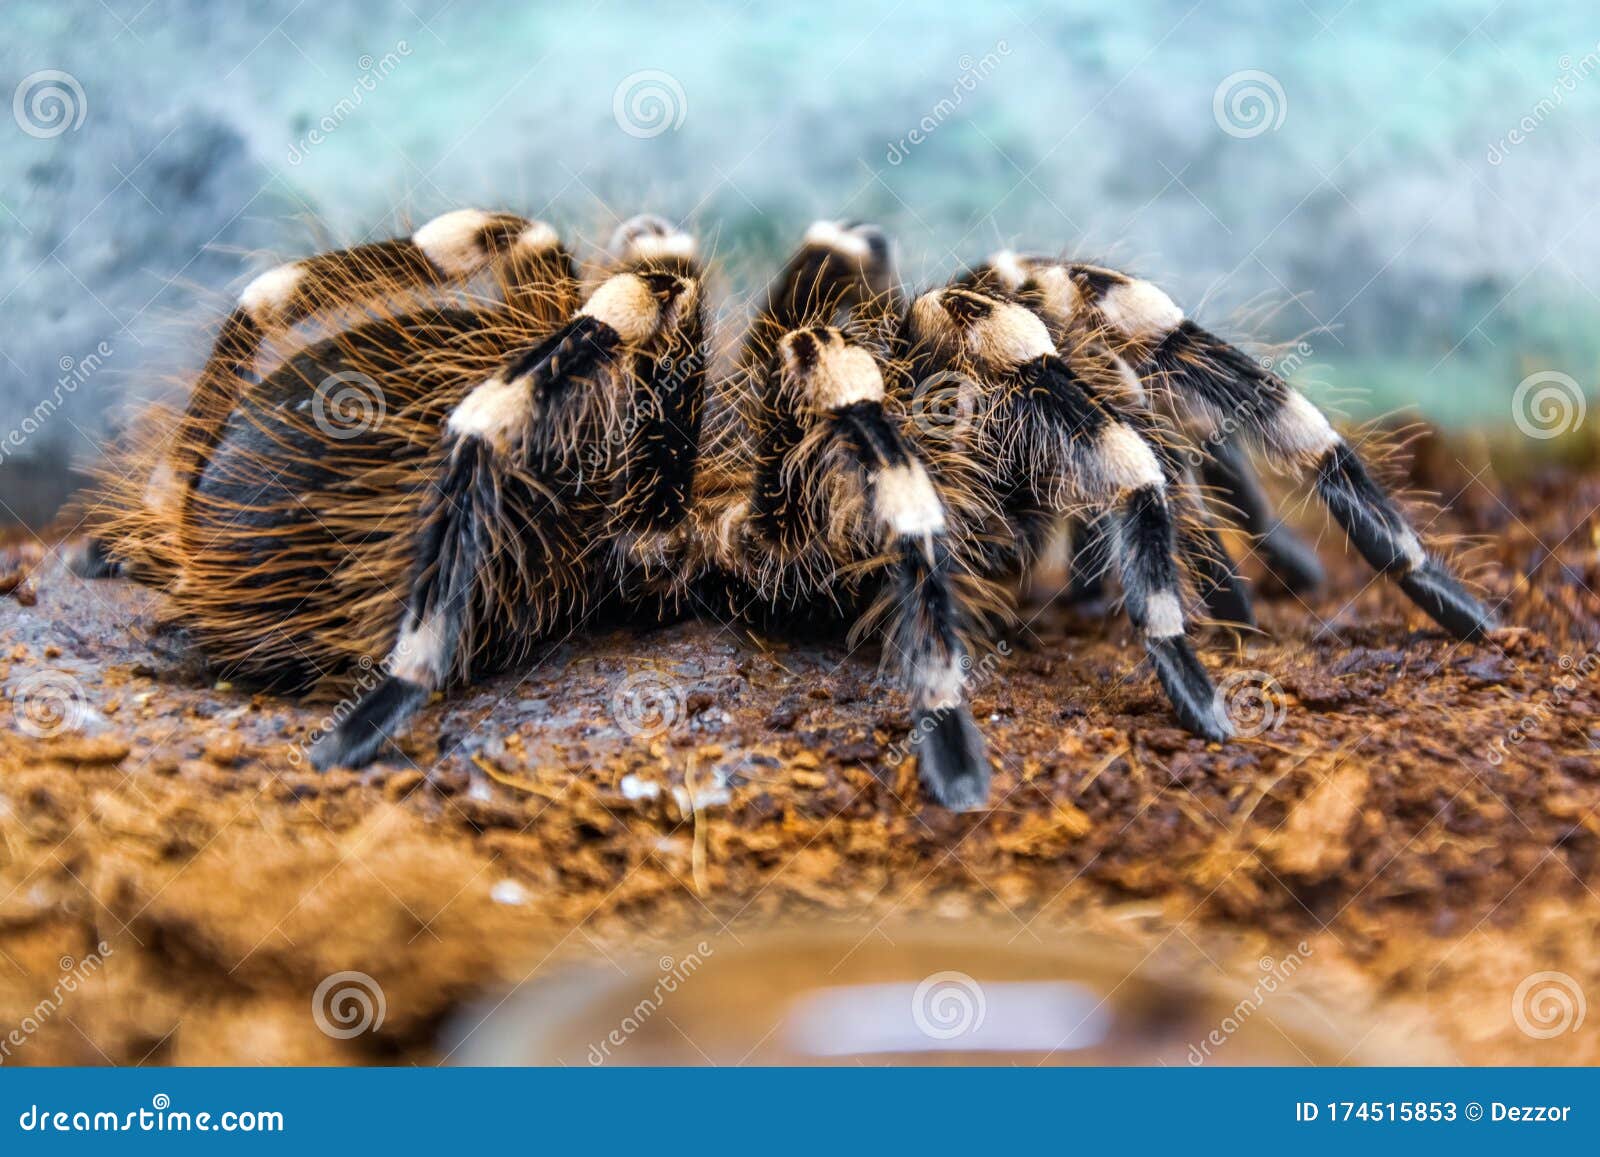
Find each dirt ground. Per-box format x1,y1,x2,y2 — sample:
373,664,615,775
1,437,1598,1066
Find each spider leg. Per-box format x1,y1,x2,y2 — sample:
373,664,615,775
1043,371,1228,736
989,256,1494,641
762,219,897,333
953,261,1253,629
1198,433,1326,594
1173,473,1256,629
909,288,1232,741
1062,451,1254,628
312,268,697,770
772,325,988,810
1031,355,1231,738
172,210,571,505
1064,512,1113,605
604,222,708,590
735,218,905,556
838,403,987,811
1136,315,1494,639
1125,405,1255,630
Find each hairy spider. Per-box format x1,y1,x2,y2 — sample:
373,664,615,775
957,250,1495,642
81,210,1496,811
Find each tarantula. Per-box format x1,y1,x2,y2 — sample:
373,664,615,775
82,209,1496,810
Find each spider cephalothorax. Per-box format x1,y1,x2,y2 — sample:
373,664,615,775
81,209,1498,810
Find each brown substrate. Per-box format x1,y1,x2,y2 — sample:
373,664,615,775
1,448,1598,1066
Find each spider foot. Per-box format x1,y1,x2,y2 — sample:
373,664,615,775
1146,637,1233,741
914,706,990,812
67,536,122,579
310,675,428,771
1398,560,1498,641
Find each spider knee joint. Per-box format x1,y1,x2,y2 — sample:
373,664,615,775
389,610,450,688
580,272,695,344
412,208,506,275
779,328,884,409
446,375,530,452
238,263,305,322
1097,279,1183,341
1098,423,1166,492
875,461,947,536
1140,589,1185,639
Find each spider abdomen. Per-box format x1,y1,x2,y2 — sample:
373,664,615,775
168,304,593,686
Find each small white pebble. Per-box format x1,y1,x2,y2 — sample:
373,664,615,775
672,784,731,813
490,879,528,906
620,774,661,801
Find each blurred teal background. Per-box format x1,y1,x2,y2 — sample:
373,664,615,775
2,1,1598,522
